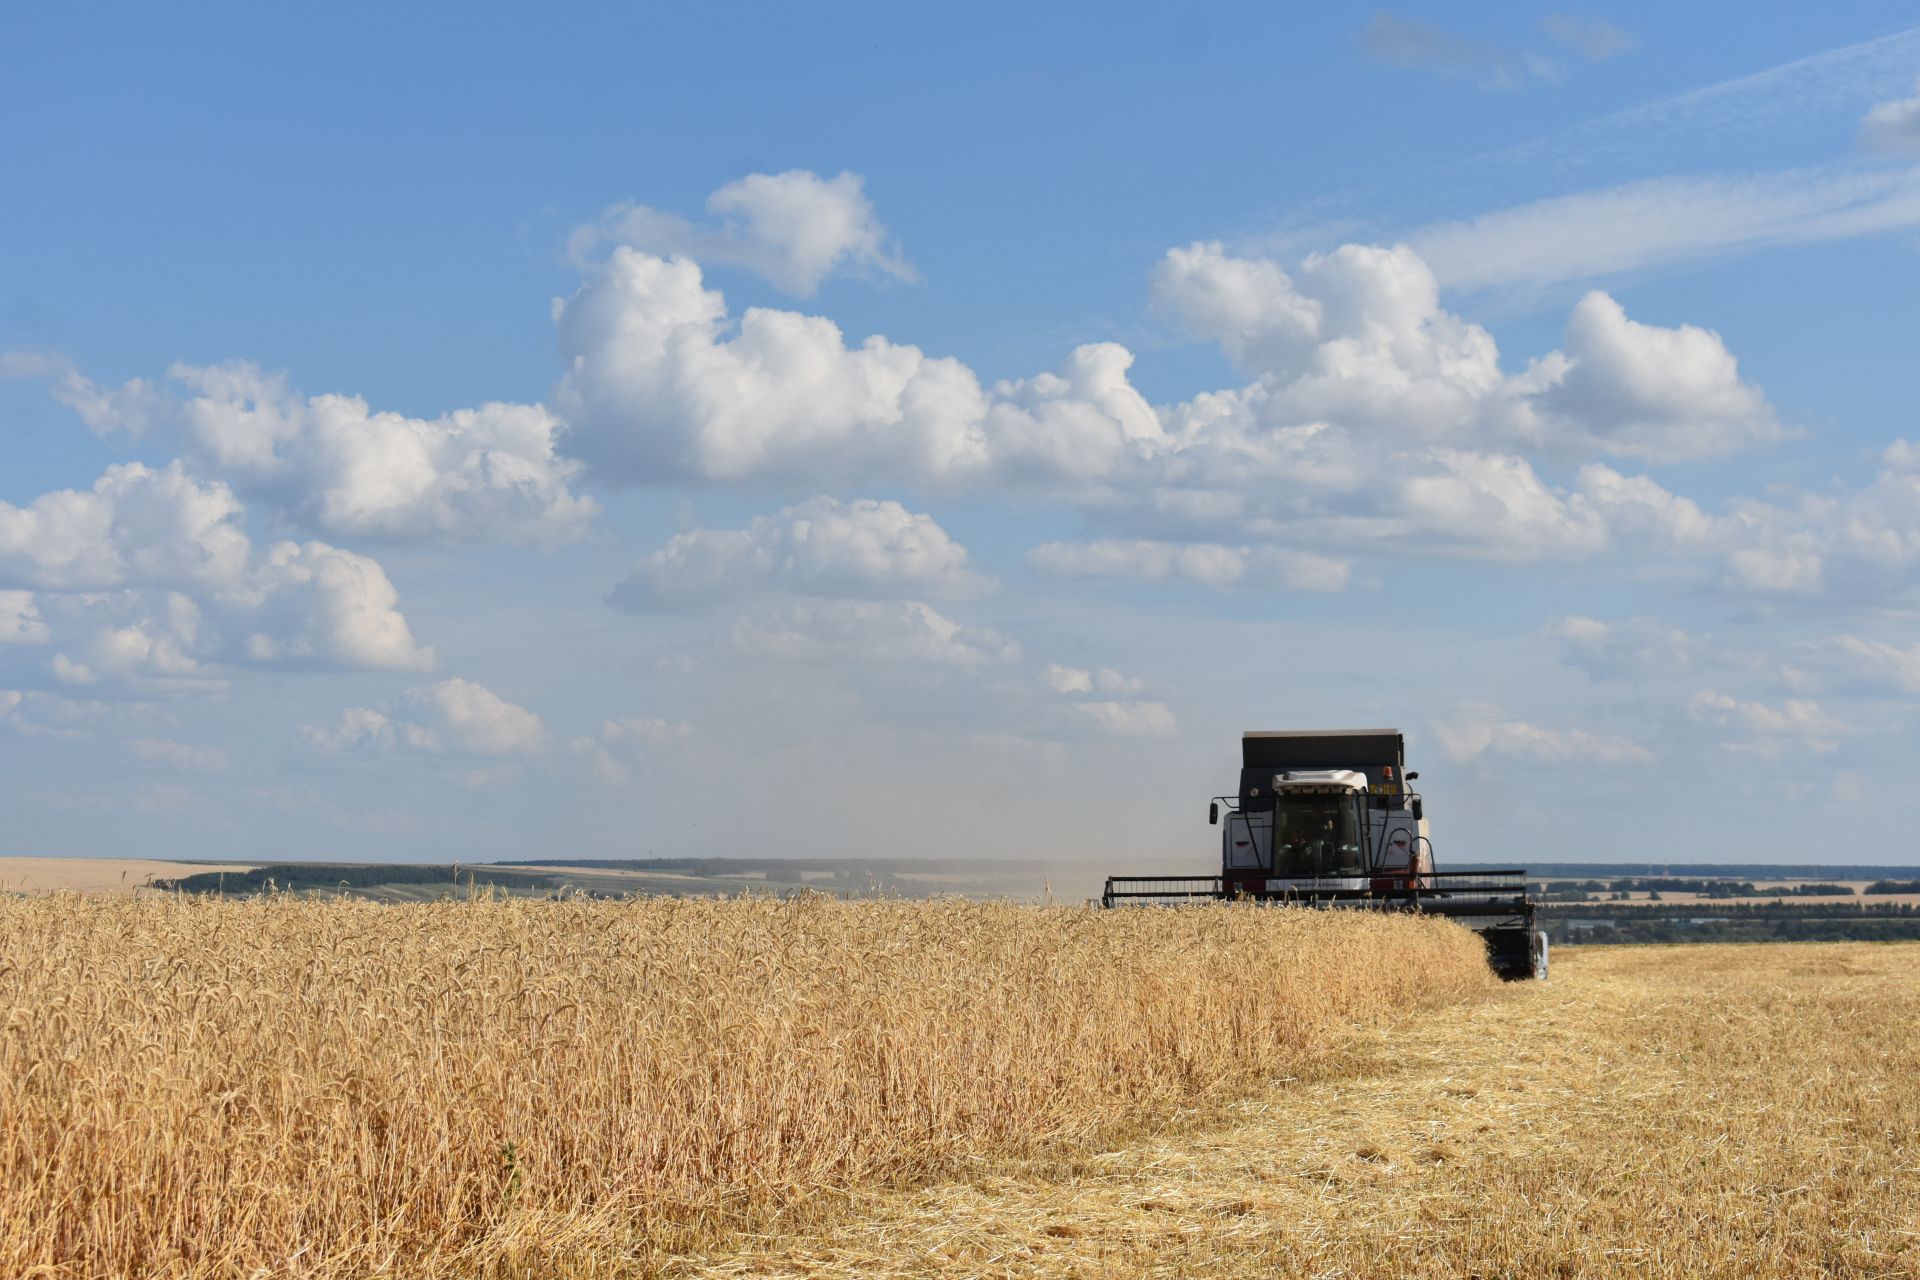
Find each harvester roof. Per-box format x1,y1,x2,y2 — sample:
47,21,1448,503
1241,730,1403,771
1239,730,1405,801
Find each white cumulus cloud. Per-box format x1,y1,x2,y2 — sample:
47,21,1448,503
300,707,398,754
0,464,432,677
1696,456,1920,603
42,362,596,548
404,678,548,756
611,496,990,609
730,600,1019,666
1043,664,1094,694
1073,700,1177,736
547,230,1830,596
1797,635,1920,694
0,592,50,644
552,249,1159,489
1434,717,1652,765
304,678,547,759
173,363,595,547
1548,614,1696,680
0,462,250,592
50,655,95,685
1528,292,1784,461
568,715,693,785
239,541,435,672
599,715,691,746
131,737,229,772
1153,241,1505,433
1152,241,1780,462
43,592,210,687
551,233,1881,602
1861,77,1920,152
1044,664,1145,696
1027,538,1350,592
569,170,916,296
1687,690,1847,747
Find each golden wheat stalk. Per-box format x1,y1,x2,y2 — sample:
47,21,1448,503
0,893,1489,1277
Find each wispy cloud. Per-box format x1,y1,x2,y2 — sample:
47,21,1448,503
1413,162,1920,291
1493,24,1920,172
1434,715,1652,765
1359,13,1557,90
1244,26,1920,294
1406,29,1920,292
1539,15,1636,62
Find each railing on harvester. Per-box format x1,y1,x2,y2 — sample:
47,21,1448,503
1099,876,1227,906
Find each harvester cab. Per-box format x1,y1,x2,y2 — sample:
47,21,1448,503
1105,729,1548,981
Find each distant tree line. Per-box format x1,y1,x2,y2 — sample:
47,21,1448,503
1512,867,1920,886
1601,878,1855,898
502,856,988,877
153,864,560,895
1549,916,1920,945
1545,900,1920,922
1541,878,1856,903
1865,880,1920,894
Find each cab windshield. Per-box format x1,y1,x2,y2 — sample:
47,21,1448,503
1272,794,1365,876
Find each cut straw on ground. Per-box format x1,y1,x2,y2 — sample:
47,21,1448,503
673,941,1920,1279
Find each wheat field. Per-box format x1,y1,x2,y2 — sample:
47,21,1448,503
0,893,1490,1278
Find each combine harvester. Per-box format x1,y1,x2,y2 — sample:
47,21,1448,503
1104,729,1548,980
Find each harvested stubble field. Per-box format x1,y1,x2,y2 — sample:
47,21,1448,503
686,941,1920,1279
0,894,1489,1279
0,857,256,898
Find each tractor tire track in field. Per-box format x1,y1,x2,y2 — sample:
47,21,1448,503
677,942,1920,1279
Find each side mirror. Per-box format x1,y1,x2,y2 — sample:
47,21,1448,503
1411,798,1424,821
1406,771,1419,781
1208,801,1219,825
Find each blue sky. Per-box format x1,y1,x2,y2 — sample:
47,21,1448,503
5,4,1920,867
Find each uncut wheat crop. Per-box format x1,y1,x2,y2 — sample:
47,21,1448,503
0,892,1491,1278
